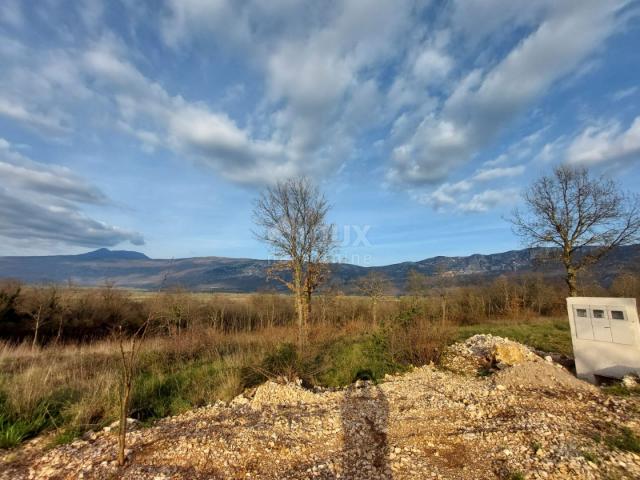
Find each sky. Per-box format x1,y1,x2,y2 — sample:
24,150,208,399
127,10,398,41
1,0,639,266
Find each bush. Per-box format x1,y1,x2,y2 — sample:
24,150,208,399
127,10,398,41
241,342,304,388
385,308,454,366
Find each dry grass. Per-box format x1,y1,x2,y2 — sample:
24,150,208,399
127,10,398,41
0,308,455,447
0,319,382,447
0,277,594,449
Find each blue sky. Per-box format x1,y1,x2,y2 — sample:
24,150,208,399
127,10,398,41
1,0,639,265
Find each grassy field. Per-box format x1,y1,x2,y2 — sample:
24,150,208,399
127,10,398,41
0,315,575,450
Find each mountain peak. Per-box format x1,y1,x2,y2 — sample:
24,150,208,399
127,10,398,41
77,248,149,261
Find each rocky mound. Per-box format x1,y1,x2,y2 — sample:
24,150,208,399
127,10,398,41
2,337,640,479
248,380,334,409
440,334,538,375
493,359,598,393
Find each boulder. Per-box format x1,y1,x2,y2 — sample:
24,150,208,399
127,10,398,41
440,334,536,375
622,374,639,389
492,342,528,369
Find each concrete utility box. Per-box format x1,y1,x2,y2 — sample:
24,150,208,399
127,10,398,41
566,297,640,383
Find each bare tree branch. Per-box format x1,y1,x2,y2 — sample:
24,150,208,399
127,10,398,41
509,165,640,296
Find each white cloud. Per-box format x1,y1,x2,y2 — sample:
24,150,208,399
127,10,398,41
153,0,425,184
415,180,473,210
0,40,91,136
388,0,629,185
566,116,640,167
459,188,520,213
0,189,144,248
80,41,305,185
0,139,144,248
1,0,634,205
412,48,453,85
610,86,638,102
473,165,526,181
0,2,422,187
160,0,249,48
0,98,69,134
418,180,520,213
450,0,551,46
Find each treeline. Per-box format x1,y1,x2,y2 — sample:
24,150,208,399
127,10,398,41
1,270,639,344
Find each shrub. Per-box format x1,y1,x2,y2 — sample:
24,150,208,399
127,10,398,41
241,342,305,388
386,310,454,366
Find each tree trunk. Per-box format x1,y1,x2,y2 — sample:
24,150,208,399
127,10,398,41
32,307,42,349
372,298,378,326
563,255,578,297
296,291,307,351
118,376,131,466
441,296,447,327
566,267,578,297
54,317,63,345
294,264,306,351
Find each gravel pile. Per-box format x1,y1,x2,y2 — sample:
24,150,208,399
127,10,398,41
440,334,538,375
249,381,332,409
493,360,599,393
2,336,640,479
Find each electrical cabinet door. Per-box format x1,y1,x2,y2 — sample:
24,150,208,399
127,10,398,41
573,305,594,340
609,308,634,345
590,306,612,342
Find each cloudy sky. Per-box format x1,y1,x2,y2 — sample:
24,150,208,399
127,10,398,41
1,0,639,265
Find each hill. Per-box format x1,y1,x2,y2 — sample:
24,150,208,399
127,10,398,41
0,245,638,292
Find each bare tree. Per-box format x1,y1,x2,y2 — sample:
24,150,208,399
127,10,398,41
510,165,640,296
114,317,150,466
20,286,60,349
406,270,429,298
253,177,335,349
356,271,392,325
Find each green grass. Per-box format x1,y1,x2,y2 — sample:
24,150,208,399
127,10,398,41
50,428,84,446
317,333,404,387
602,384,640,397
580,449,599,464
0,412,49,449
0,389,77,449
131,359,227,420
605,427,640,453
454,318,572,356
0,330,409,449
241,334,406,389
241,342,303,388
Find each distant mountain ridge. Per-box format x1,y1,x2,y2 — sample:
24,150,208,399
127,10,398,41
1,245,638,292
73,248,150,261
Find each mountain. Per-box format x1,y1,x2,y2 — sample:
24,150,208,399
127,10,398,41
0,246,638,292
74,248,150,261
